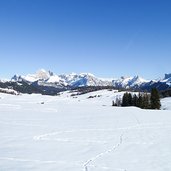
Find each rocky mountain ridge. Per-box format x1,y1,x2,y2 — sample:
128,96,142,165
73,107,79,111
0,69,170,95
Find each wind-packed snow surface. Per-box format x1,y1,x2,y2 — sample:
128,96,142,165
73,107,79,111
161,97,171,110
0,90,171,171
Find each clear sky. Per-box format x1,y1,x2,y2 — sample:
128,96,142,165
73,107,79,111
0,0,171,79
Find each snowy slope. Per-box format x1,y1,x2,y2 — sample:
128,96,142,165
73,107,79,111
0,88,19,95
161,97,171,110
0,90,171,171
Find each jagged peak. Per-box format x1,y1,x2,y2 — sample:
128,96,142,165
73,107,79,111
11,74,23,82
79,73,95,77
9,70,171,90
132,75,148,82
164,73,171,80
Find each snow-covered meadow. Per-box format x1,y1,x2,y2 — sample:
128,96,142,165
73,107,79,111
0,90,171,171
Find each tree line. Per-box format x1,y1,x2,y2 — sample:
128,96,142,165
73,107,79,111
112,88,161,109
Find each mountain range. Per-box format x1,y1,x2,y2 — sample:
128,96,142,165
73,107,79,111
0,69,171,95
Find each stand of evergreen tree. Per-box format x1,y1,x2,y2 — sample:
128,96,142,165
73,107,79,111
113,88,161,110
121,92,150,108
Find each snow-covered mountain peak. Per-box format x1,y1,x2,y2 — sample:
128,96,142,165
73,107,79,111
23,69,56,82
162,73,171,86
79,73,95,77
164,73,171,83
10,70,111,87
131,75,148,84
23,69,50,82
9,70,171,92
11,74,22,82
35,69,51,80
164,73,171,80
112,75,148,88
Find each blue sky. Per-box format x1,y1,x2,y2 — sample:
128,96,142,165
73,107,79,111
0,0,171,79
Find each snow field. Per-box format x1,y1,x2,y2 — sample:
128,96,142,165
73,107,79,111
0,90,171,171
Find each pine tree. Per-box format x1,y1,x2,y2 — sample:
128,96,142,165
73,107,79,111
150,88,161,109
137,93,143,108
143,92,150,109
132,94,138,106
122,92,129,106
128,93,133,106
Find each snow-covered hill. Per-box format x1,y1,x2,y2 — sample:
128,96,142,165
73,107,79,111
161,97,171,110
0,90,171,171
0,88,19,95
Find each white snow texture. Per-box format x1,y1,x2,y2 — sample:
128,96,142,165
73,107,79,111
0,90,171,171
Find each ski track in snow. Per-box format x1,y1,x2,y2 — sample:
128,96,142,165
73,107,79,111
32,122,171,171
33,130,108,144
34,130,125,170
33,122,171,142
83,134,124,171
33,130,126,170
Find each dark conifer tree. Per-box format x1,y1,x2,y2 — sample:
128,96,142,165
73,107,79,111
122,92,129,106
143,93,150,109
128,93,133,106
150,88,161,109
137,93,143,108
132,94,138,106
